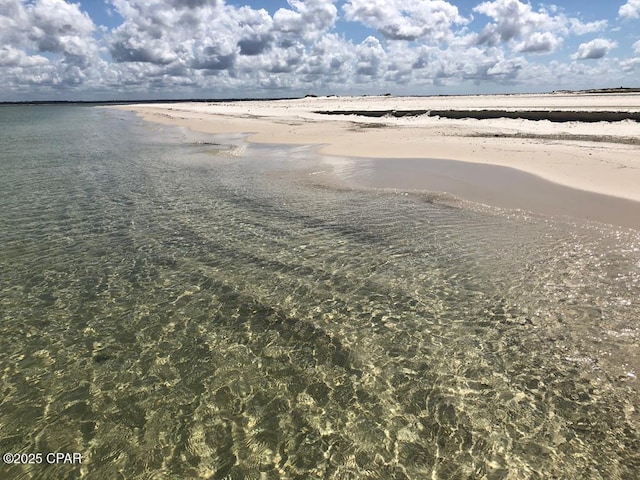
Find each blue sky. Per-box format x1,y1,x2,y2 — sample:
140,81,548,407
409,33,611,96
1,0,639,100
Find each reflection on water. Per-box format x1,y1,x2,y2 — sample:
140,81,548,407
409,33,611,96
1,106,639,479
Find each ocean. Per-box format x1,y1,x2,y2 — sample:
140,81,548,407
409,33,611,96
1,105,639,479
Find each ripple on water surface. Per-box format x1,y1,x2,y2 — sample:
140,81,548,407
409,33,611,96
0,106,639,479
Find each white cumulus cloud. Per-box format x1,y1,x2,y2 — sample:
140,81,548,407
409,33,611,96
273,0,337,40
572,38,618,60
568,18,608,35
621,57,640,71
343,0,465,42
0,0,100,93
0,0,97,59
486,56,526,77
619,0,640,19
473,0,606,55
354,36,386,77
514,31,562,54
0,46,48,67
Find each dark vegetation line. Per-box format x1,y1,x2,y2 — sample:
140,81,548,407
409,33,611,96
315,110,640,123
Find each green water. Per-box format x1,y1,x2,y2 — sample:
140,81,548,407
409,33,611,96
1,105,639,479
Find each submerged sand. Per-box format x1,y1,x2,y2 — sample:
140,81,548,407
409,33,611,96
119,93,640,227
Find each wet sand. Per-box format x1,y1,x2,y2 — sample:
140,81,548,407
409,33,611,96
319,156,640,229
118,93,640,228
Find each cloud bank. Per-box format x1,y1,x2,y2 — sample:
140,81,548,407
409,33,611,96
0,0,638,100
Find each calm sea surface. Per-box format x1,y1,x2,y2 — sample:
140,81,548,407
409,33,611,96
1,105,639,479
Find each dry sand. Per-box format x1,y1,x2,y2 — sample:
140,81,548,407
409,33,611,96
119,93,640,227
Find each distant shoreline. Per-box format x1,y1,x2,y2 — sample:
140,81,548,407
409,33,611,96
3,86,640,106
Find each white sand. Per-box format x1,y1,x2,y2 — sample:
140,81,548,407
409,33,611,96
121,93,640,203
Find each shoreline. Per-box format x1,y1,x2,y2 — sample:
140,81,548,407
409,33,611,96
115,93,640,228
316,156,640,229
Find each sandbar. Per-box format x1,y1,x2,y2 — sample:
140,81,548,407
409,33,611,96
118,93,640,228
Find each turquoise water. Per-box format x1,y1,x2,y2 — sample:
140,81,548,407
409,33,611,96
1,105,639,479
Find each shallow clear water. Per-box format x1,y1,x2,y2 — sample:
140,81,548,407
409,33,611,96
1,105,639,479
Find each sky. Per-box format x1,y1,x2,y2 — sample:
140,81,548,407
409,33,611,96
1,0,640,101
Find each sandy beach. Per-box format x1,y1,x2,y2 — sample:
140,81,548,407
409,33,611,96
121,93,640,227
